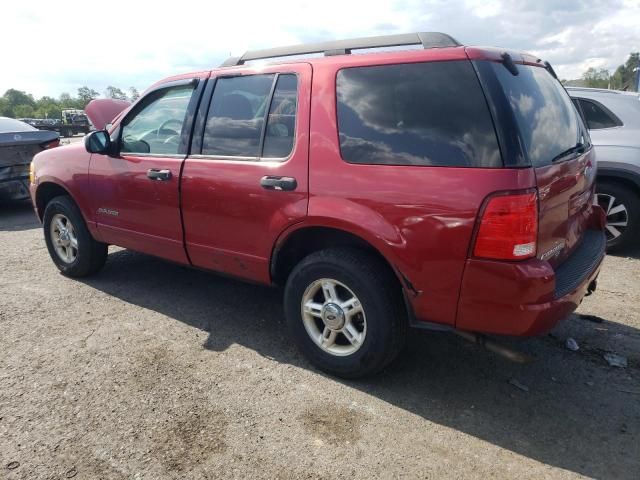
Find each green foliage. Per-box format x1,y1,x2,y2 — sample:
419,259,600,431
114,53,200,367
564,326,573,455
13,105,35,118
581,67,610,88
1,84,138,119
0,97,9,116
105,86,128,101
609,52,639,91
35,96,62,119
573,53,639,92
77,86,99,105
3,89,36,110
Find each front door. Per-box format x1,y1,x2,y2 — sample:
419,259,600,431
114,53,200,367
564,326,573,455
181,63,311,283
89,77,205,264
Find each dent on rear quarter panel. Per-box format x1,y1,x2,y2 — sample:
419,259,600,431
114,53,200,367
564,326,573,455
308,55,537,326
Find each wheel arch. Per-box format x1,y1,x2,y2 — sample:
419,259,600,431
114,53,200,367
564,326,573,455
35,181,74,220
270,223,411,296
35,180,94,234
597,168,640,195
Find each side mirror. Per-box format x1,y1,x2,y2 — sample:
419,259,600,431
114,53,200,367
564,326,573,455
84,130,111,154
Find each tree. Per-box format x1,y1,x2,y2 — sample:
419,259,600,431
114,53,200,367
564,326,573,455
581,67,610,89
35,96,61,119
129,86,140,102
610,52,640,91
77,86,99,107
2,89,36,117
105,86,128,101
3,89,36,107
13,104,35,118
0,97,9,117
59,92,73,107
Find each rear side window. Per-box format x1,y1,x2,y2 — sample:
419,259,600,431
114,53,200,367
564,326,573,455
489,63,581,167
202,74,298,159
336,61,502,167
577,98,622,129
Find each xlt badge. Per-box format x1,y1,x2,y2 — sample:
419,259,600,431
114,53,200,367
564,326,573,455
97,207,119,217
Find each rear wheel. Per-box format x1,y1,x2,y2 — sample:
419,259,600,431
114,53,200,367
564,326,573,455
596,181,640,252
43,196,107,277
284,248,407,378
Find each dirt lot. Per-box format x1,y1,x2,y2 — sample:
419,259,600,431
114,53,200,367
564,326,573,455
1,200,639,479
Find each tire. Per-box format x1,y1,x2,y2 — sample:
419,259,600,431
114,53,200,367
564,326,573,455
284,247,407,378
596,180,640,252
43,195,108,277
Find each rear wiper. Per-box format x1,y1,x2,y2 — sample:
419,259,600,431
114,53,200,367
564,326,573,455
551,142,586,163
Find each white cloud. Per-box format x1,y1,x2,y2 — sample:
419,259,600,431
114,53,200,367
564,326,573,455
1,0,639,98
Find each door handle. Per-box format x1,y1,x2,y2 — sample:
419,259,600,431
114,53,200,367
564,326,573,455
260,176,297,191
147,169,172,181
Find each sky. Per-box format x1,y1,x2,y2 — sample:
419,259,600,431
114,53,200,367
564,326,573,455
2,0,639,99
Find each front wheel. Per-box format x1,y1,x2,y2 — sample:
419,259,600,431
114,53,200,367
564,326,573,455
596,181,640,252
284,248,407,378
43,196,108,277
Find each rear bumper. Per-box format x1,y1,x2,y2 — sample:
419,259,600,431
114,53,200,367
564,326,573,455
455,226,606,337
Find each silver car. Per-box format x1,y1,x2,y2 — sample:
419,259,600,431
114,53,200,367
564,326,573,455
567,87,640,251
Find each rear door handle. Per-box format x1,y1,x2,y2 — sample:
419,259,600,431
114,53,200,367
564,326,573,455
260,176,297,191
147,169,172,181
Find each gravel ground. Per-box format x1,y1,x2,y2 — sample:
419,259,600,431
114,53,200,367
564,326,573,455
1,200,639,479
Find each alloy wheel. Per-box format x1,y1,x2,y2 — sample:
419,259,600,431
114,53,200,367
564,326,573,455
50,213,78,264
301,278,367,357
596,193,629,242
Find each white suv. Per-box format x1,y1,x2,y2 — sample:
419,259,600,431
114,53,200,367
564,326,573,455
568,87,640,251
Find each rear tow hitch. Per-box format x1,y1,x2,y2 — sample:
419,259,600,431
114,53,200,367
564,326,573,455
454,330,536,364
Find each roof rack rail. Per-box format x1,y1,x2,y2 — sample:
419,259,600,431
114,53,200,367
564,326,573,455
220,32,461,67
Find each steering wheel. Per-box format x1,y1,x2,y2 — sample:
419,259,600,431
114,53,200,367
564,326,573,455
155,118,182,139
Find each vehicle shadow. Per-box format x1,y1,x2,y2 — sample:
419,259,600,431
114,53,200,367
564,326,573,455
83,249,639,479
0,200,40,232
609,245,640,260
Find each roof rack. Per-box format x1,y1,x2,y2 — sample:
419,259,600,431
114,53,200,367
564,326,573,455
220,32,461,67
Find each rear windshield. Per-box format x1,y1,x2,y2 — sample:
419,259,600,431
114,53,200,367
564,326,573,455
489,63,580,167
336,61,502,168
0,117,37,133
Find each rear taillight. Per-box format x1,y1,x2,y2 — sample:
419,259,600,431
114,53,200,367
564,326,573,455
42,138,60,150
473,191,538,261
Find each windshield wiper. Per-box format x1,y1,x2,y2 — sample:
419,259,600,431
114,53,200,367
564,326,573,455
551,142,586,163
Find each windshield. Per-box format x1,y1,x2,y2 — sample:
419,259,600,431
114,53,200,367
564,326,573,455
490,63,581,167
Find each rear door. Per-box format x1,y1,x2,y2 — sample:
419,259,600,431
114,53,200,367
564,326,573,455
487,62,596,266
181,63,311,283
89,77,206,264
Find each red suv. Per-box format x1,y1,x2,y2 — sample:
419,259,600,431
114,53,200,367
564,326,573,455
30,32,606,377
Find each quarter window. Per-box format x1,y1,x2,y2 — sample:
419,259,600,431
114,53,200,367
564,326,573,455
202,74,298,159
121,85,194,155
577,98,621,129
336,61,502,167
263,75,298,158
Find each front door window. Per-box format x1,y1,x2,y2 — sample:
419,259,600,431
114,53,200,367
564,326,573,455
121,85,194,155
